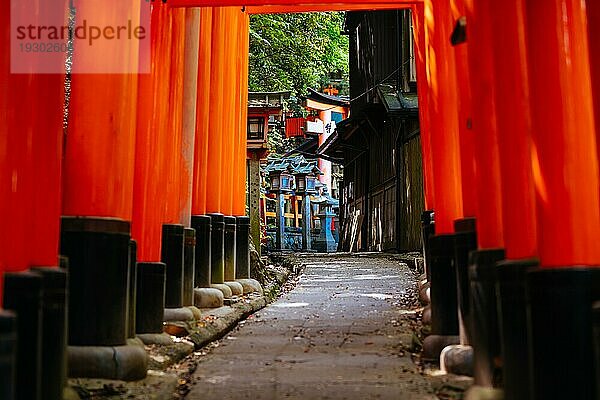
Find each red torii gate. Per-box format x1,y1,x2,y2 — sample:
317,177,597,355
1,0,598,297
1,0,600,397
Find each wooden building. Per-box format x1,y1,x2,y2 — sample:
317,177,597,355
319,9,424,252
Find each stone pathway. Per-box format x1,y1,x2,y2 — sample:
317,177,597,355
186,256,437,400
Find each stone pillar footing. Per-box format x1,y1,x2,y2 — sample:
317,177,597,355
210,283,233,299
194,288,224,308
224,281,244,296
67,344,148,381
464,386,504,400
440,345,473,376
422,335,460,362
422,305,431,325
187,306,202,320
163,307,195,322
136,333,174,346
419,282,431,305
236,278,263,295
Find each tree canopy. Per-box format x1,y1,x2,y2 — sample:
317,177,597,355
249,12,349,105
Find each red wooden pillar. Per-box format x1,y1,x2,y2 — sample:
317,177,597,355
63,40,138,218
526,0,600,267
525,1,599,397
488,0,537,260
132,2,172,261
425,0,463,233
180,8,201,226
586,1,600,169
233,10,250,217
205,7,226,214
486,2,538,398
411,3,435,210
452,0,477,219
165,7,188,225
60,0,145,356
0,0,67,302
192,8,213,216
220,7,239,216
466,0,504,248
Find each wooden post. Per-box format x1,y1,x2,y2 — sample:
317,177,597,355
0,0,67,288
526,0,600,267
180,8,201,226
466,0,504,249
234,10,250,217
132,2,172,262
525,2,600,398
192,7,213,216
220,7,239,216
452,1,477,219
488,0,537,260
205,7,226,213
586,0,600,169
424,0,463,233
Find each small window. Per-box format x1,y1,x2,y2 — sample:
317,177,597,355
247,117,265,141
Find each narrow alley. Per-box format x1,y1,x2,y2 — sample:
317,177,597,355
185,256,438,400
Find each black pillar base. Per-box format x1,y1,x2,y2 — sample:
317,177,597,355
236,216,251,279
127,239,137,339
224,216,237,282
428,234,459,336
161,224,185,309
496,258,538,400
452,220,477,345
208,213,225,284
454,217,476,233
3,272,43,400
191,215,212,288
421,210,435,283
60,217,130,346
0,310,17,400
135,262,166,335
468,248,505,388
30,267,68,400
527,267,600,400
594,300,600,399
183,228,196,306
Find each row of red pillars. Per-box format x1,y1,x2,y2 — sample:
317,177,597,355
413,0,600,267
0,1,250,300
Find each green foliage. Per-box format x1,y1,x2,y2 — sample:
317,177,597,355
249,12,349,103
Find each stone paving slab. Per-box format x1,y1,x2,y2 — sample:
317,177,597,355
185,256,439,400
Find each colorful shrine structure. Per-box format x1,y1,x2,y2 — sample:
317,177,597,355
1,0,600,399
247,91,290,253
263,156,324,252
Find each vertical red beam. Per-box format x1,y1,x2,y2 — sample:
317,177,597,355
465,0,504,248
180,8,201,225
220,7,239,216
132,2,172,261
231,10,243,217
192,8,213,216
233,10,249,217
236,11,250,216
63,3,140,220
526,0,600,267
425,0,463,233
411,3,435,210
205,7,226,213
587,1,600,168
165,7,187,224
0,0,67,302
451,0,477,218
489,0,537,260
